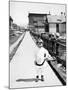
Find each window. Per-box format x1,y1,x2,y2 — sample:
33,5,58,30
56,24,59,32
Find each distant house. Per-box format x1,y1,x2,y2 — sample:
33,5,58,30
28,13,66,35
9,16,20,31
9,16,13,29
12,23,17,30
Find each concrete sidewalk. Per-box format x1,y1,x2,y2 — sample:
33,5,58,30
10,31,62,88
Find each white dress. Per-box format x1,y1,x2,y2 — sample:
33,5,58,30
35,47,53,76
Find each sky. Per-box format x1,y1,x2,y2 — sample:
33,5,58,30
10,1,66,26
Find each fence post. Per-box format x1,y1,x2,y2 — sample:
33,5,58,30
56,41,59,56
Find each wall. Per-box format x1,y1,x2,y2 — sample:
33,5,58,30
38,28,45,33
59,23,66,34
29,14,46,33
49,24,56,33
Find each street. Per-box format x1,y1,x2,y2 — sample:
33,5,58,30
10,31,62,88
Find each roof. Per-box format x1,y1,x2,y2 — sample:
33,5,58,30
28,13,66,24
28,13,50,17
47,15,66,24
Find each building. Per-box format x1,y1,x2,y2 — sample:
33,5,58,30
47,13,66,35
28,13,49,34
9,16,13,29
28,13,66,35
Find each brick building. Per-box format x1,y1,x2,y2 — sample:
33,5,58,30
28,13,49,34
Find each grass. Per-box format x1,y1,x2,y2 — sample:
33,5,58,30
9,30,23,46
9,30,25,61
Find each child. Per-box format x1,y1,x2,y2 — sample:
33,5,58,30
34,39,54,82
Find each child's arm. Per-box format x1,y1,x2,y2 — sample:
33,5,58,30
44,51,56,61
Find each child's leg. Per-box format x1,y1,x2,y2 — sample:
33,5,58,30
35,66,39,82
40,67,44,81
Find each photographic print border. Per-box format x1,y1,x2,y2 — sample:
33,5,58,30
9,0,67,89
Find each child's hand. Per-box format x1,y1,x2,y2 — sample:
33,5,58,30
52,56,56,60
